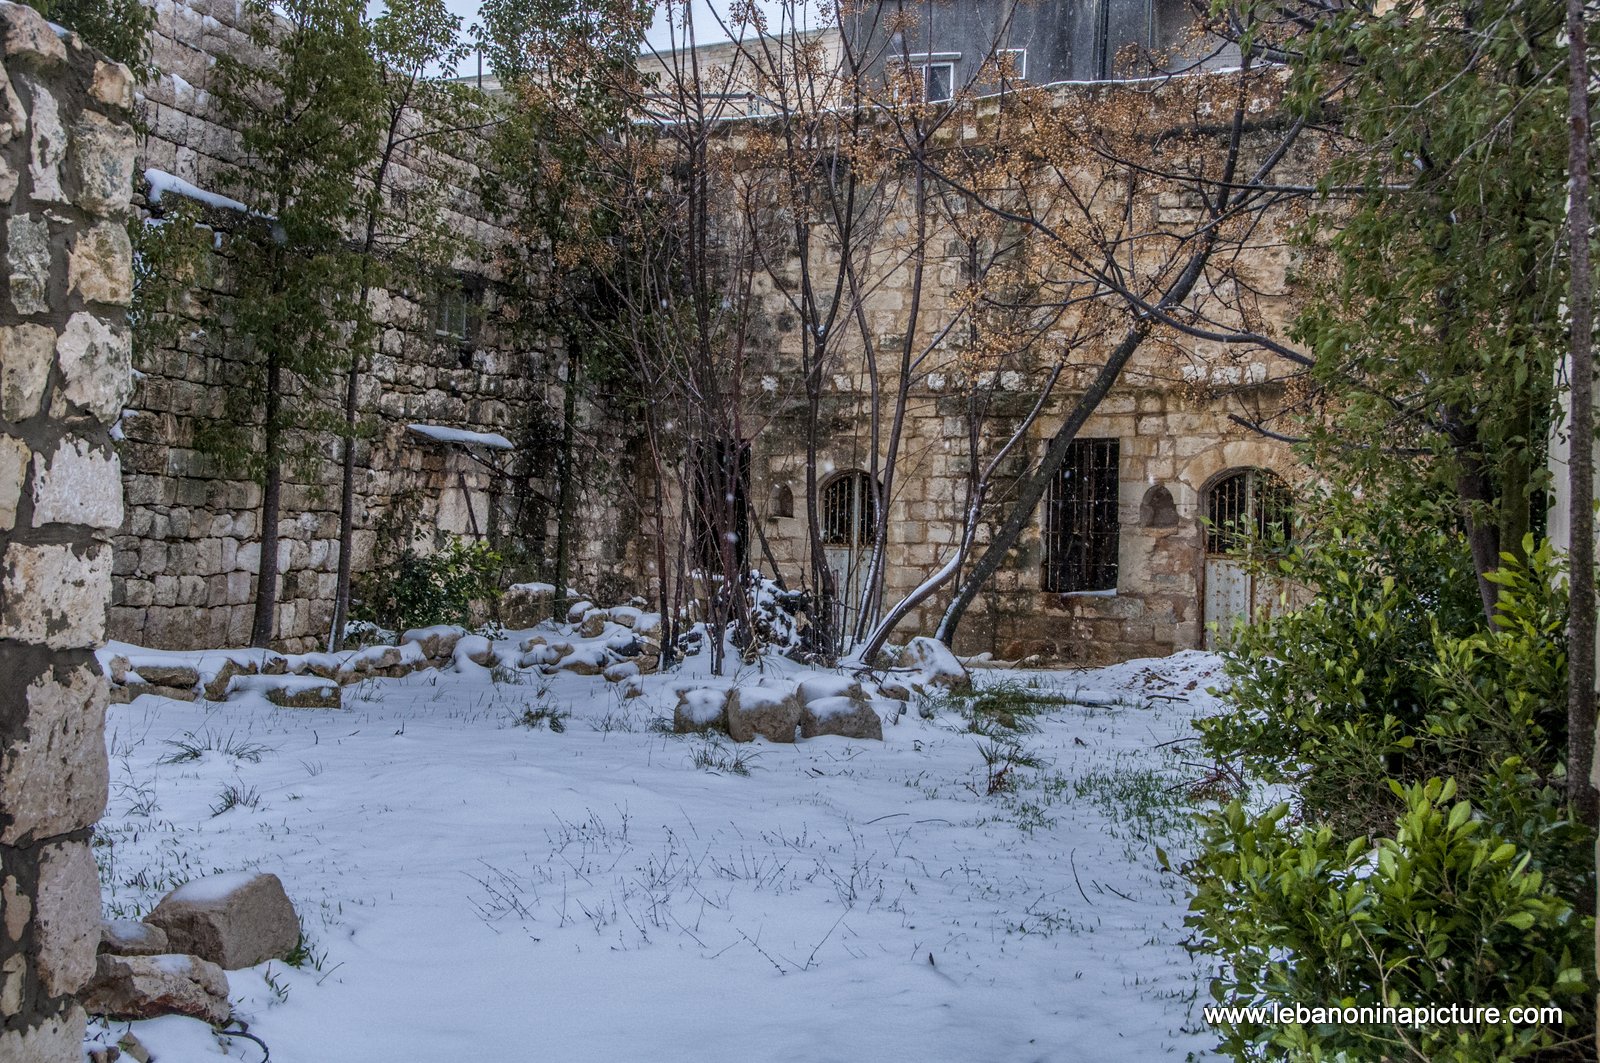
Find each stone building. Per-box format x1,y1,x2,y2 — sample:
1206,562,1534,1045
90,0,1309,664
109,0,635,652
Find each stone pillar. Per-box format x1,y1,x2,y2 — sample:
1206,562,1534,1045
0,4,135,1059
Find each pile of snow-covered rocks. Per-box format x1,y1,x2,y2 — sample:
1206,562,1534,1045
101,589,969,748
671,636,972,743
514,598,664,684
83,872,299,1027
100,624,505,709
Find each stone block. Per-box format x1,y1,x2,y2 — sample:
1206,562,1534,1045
1,322,55,420
98,919,169,957
0,1009,86,1062
23,76,63,202
31,437,122,529
143,872,299,970
0,542,110,648
35,839,100,997
726,685,800,744
54,313,132,424
0,663,108,844
7,213,50,315
89,60,134,110
0,433,26,531
67,221,132,306
0,2,67,63
71,113,135,217
80,953,230,1025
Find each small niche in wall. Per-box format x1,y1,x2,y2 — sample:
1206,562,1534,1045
1140,484,1178,528
769,483,795,519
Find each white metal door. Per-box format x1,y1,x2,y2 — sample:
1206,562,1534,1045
1203,468,1292,648
1203,557,1251,649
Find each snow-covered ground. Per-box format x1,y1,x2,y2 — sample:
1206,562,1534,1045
91,639,1226,1062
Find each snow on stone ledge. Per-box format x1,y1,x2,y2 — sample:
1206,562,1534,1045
144,168,249,215
405,424,514,450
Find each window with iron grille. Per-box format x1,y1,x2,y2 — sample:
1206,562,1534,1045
1043,438,1121,592
691,440,751,572
821,472,878,549
1205,468,1292,554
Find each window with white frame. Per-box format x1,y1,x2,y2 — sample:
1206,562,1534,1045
434,287,477,345
996,48,1027,81
921,62,954,102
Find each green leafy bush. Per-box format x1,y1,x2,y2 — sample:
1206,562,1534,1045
24,0,155,76
1198,487,1519,835
1188,779,1591,1062
1191,482,1593,1059
352,536,502,635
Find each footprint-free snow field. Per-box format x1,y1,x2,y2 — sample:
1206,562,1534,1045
92,643,1224,1062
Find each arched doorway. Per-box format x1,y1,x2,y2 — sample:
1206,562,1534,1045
821,471,878,634
1203,467,1292,648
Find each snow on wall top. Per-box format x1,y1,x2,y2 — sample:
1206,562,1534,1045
144,168,248,214
405,424,515,450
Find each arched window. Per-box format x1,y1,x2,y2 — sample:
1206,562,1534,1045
1205,469,1291,555
821,472,877,549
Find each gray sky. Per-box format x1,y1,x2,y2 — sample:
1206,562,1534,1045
423,0,824,76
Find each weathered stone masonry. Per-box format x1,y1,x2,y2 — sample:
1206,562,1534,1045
0,4,134,1058
109,0,633,653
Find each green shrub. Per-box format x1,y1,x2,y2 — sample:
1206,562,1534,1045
24,0,155,76
352,536,502,635
1197,489,1541,836
1187,779,1591,1062
1190,482,1593,1060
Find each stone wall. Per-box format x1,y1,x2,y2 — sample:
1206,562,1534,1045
635,78,1312,664
0,4,134,1058
109,0,631,652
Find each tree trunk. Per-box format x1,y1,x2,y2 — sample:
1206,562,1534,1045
935,320,1151,645
250,354,283,648
328,304,364,651
1563,0,1596,831
551,343,581,621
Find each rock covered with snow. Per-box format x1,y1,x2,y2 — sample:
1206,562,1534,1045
401,624,467,661
80,952,231,1026
726,683,801,743
800,695,883,741
903,637,970,691
451,634,498,671
227,673,341,709
98,919,168,958
796,674,865,705
603,661,640,683
673,687,730,734
143,872,299,970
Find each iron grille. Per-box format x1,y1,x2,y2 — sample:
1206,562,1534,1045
1043,438,1121,592
821,472,877,548
1205,469,1292,554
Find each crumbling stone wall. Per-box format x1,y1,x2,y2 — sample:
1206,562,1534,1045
0,5,134,1057
109,0,631,652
